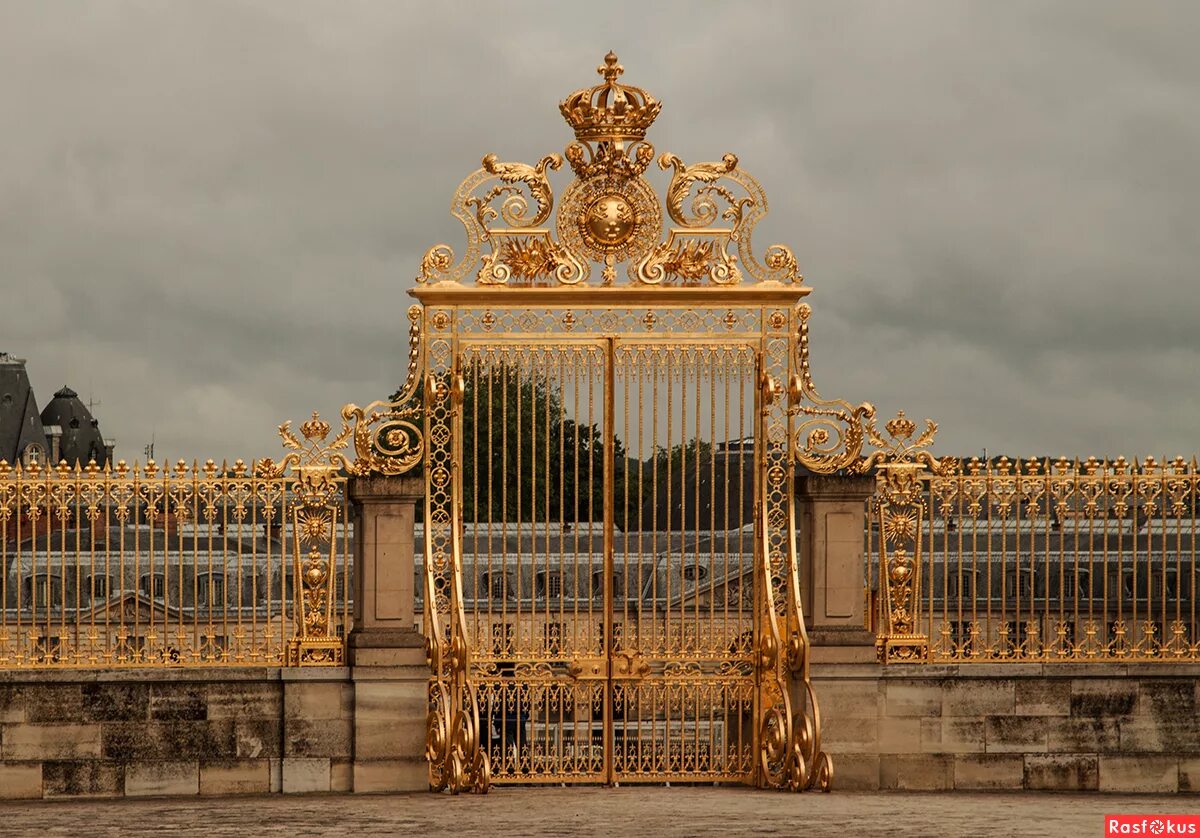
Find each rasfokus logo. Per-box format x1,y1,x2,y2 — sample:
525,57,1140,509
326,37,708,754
1106,815,1200,836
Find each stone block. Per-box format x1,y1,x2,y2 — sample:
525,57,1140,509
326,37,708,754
199,760,271,795
3,723,102,760
354,717,428,761
82,683,149,722
102,720,236,761
0,762,42,799
1138,680,1196,719
1119,718,1200,753
814,715,878,754
1099,755,1179,793
826,754,878,790
285,718,353,759
331,758,353,792
1014,680,1070,716
0,685,24,723
43,761,124,797
943,681,1013,717
954,754,1024,790
1070,680,1137,717
919,718,985,754
1024,754,1098,791
24,685,83,723
877,717,921,752
281,757,330,793
985,716,1047,753
353,758,428,793
234,719,281,759
124,761,200,797
285,681,352,721
207,683,282,720
879,753,953,790
1046,717,1119,752
149,685,208,721
1180,757,1200,793
352,678,425,724
813,680,881,718
885,683,942,717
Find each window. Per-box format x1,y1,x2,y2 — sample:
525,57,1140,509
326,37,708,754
140,573,166,599
682,564,708,583
21,443,45,469
198,573,226,608
534,571,562,601
480,571,512,602
23,575,62,609
89,575,109,601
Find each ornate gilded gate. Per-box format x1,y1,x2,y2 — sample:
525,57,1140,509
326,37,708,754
356,54,876,792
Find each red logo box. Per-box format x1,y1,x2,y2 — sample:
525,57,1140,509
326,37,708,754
1106,816,1200,836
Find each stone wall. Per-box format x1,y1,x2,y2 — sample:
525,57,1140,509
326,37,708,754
816,662,1200,793
0,668,355,799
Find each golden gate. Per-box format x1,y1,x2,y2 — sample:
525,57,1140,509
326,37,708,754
368,53,885,793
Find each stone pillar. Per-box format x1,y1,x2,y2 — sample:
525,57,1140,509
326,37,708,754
346,475,429,792
794,472,876,663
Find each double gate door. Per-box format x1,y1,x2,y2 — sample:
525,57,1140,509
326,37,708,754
456,336,762,784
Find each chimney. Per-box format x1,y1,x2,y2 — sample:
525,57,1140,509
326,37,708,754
45,425,62,463
103,438,116,465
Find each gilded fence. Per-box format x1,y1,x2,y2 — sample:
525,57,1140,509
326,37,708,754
0,412,360,668
867,442,1200,663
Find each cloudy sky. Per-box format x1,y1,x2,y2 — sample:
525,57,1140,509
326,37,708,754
2,1,1197,464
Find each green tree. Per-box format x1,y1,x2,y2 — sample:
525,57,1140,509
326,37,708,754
460,363,630,525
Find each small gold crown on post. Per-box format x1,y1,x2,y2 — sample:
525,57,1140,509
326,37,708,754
300,411,331,441
884,410,917,441
559,51,662,144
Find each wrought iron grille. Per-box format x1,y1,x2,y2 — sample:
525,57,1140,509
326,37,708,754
868,455,1200,663
0,418,353,668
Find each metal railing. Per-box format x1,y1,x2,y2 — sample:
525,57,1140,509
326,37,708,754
869,455,1199,662
0,451,351,668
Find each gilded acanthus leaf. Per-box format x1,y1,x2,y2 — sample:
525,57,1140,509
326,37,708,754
480,153,562,227
660,239,714,280
500,237,559,280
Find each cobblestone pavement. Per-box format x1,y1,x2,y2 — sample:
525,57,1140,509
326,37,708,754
0,788,1192,837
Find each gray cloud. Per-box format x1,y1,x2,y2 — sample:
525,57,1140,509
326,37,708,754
1,0,1197,463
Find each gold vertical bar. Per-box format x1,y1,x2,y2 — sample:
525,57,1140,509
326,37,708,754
602,336,615,785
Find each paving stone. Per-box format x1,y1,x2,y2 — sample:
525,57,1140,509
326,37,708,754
0,787,1187,836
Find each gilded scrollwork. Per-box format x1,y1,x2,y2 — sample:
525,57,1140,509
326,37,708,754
788,303,875,474
342,304,425,476
409,53,810,289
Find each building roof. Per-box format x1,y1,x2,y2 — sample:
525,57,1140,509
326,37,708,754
0,353,47,464
40,385,110,467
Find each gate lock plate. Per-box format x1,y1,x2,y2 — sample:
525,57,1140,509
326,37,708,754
567,652,650,681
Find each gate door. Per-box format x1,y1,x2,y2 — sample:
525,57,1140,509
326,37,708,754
405,53,848,793
457,337,760,784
